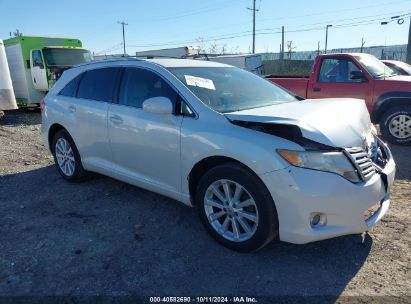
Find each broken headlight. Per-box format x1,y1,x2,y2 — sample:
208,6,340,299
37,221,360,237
277,150,361,183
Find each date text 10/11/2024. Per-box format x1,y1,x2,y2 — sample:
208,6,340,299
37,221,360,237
149,297,258,303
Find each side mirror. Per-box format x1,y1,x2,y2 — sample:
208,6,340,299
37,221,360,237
142,96,173,115
350,70,367,81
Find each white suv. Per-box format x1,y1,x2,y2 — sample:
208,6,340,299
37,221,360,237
41,58,396,252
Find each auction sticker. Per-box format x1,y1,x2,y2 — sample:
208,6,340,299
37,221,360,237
184,75,216,90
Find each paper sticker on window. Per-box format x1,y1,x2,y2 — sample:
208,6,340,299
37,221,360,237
184,75,216,90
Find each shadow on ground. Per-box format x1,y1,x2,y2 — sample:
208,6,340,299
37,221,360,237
0,165,372,297
389,144,411,180
0,108,41,126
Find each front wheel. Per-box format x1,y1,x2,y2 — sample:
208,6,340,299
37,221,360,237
195,163,279,252
380,106,411,145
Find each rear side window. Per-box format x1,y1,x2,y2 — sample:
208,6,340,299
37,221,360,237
118,68,178,109
59,74,83,97
77,68,120,102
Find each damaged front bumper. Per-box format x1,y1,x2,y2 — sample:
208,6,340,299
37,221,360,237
259,141,396,244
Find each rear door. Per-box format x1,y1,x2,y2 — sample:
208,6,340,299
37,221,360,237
63,67,121,172
307,57,372,107
107,66,183,195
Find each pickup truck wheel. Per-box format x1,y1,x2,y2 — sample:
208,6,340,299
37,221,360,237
380,106,411,145
195,163,279,252
52,130,89,182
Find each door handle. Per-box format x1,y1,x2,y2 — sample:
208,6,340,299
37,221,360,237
68,105,76,113
33,77,36,83
313,87,321,92
110,115,123,125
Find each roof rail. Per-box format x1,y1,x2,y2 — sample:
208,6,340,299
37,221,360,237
77,56,143,68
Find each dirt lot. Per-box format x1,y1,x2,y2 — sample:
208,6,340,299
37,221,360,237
0,109,410,301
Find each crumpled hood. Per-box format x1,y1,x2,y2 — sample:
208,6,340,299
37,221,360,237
225,98,373,148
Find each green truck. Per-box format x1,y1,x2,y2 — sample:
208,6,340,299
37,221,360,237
3,36,92,105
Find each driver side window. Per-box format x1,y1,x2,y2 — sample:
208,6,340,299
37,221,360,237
318,58,361,83
32,50,44,69
118,68,178,109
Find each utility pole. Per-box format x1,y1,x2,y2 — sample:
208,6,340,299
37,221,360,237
281,26,285,60
247,0,258,54
118,21,128,56
407,16,411,64
360,37,366,53
317,41,320,56
325,24,332,54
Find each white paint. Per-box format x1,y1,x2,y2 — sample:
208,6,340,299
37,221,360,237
0,39,17,110
41,58,396,245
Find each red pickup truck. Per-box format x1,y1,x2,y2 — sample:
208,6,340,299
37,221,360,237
267,53,411,145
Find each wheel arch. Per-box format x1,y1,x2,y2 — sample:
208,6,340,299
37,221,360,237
188,155,265,206
48,123,67,151
372,92,411,123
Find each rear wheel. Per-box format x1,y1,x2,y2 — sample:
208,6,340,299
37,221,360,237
380,106,411,145
195,163,278,252
52,129,89,182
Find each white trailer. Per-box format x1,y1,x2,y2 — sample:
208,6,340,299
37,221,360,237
0,39,17,110
206,54,263,75
136,46,200,58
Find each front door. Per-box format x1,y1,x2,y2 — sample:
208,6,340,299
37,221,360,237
108,67,182,195
30,50,49,91
308,57,373,111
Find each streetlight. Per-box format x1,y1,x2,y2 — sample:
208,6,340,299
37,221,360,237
381,15,410,63
325,24,332,54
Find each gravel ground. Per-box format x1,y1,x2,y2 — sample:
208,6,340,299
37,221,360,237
0,109,410,301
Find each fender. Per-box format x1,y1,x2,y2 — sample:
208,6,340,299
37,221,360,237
371,91,411,123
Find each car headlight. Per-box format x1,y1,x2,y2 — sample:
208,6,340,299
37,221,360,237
277,149,361,183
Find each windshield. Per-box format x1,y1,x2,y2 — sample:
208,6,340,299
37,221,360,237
354,54,396,78
43,48,92,67
168,67,298,113
388,61,411,75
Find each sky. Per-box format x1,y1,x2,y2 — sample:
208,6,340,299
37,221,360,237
0,0,410,55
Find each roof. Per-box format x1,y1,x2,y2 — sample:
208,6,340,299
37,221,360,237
81,57,231,69
381,59,402,63
320,52,372,57
148,58,230,68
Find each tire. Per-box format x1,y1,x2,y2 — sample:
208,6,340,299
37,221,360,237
52,129,89,182
195,163,279,252
380,105,411,145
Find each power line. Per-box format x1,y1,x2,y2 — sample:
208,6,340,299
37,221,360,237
130,0,240,23
179,0,411,37
95,43,124,55
257,0,411,23
125,13,410,50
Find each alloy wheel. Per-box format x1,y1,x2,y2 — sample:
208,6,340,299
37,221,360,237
204,179,259,242
55,137,76,177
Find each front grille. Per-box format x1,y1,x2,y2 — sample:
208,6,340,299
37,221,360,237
346,147,376,181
